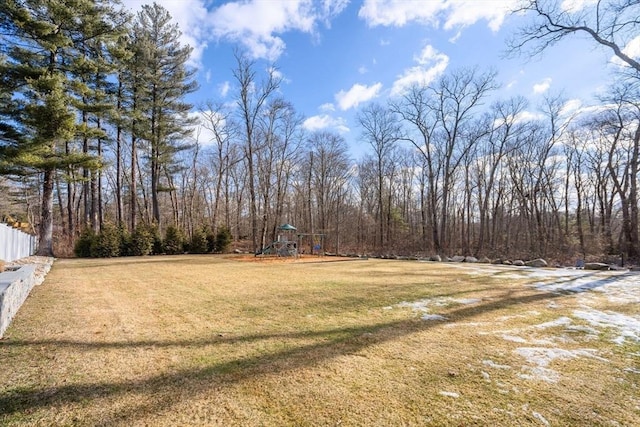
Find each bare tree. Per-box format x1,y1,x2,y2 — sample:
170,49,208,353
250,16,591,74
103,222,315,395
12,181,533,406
475,96,529,255
233,52,281,253
432,68,498,253
357,102,401,249
199,101,241,234
509,0,640,74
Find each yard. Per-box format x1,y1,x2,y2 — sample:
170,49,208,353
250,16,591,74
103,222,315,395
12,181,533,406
0,255,638,426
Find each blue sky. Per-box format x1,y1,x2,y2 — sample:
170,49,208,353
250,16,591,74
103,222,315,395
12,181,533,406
121,0,637,158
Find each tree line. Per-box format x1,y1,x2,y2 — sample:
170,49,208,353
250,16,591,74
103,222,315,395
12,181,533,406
0,0,638,263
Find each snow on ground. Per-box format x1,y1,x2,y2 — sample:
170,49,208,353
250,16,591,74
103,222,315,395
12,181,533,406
392,262,640,383
573,309,640,344
514,347,608,383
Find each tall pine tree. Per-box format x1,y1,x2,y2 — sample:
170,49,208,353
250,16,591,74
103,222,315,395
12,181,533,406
131,3,198,228
0,0,127,255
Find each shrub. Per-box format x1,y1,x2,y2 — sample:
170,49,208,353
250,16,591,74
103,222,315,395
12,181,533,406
189,227,209,254
214,227,232,253
130,224,155,256
163,225,184,255
90,223,121,258
148,224,163,255
74,228,96,258
119,226,132,257
206,230,216,253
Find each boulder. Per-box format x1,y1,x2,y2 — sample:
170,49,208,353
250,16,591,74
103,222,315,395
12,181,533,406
479,257,492,264
464,256,478,263
525,258,548,268
451,255,465,262
503,260,513,265
513,260,525,266
491,259,504,265
584,262,610,271
429,254,442,262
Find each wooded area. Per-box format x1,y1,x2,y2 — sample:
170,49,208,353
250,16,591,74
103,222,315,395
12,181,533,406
1,0,638,263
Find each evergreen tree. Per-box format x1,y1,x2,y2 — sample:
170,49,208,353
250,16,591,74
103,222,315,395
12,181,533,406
131,3,198,228
0,0,127,256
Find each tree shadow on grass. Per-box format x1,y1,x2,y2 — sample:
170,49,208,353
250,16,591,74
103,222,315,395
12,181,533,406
0,284,574,425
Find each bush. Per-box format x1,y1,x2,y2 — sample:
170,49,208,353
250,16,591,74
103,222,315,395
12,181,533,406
189,227,209,254
130,224,155,256
206,230,216,253
74,228,96,258
119,226,132,256
90,223,121,258
163,225,184,255
214,227,232,253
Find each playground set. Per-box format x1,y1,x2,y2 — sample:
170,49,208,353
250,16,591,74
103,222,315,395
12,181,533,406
256,223,325,258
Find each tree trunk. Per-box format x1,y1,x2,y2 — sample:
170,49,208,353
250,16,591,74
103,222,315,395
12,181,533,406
36,168,55,257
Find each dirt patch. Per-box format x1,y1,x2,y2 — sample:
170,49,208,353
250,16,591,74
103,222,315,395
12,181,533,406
229,254,361,263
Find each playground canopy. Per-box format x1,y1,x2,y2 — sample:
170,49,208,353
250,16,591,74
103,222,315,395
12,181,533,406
278,223,297,231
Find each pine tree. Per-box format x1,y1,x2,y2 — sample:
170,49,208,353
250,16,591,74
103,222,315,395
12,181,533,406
0,0,127,256
130,3,198,229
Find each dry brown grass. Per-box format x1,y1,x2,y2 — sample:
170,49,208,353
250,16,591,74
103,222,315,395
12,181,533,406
0,255,638,426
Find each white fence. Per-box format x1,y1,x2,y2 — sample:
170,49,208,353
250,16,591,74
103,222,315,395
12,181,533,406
0,223,37,262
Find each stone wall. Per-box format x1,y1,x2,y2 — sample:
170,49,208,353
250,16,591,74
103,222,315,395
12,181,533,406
0,265,39,338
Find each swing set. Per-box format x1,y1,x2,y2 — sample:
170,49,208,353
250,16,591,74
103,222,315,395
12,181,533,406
256,223,325,258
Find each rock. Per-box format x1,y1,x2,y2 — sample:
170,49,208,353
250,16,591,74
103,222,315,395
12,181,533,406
503,260,513,265
491,259,503,265
479,257,492,264
513,260,525,266
429,255,442,262
452,255,465,262
525,258,548,268
233,249,242,254
465,256,478,263
584,262,610,271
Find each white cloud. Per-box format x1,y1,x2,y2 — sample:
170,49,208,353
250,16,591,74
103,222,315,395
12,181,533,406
189,111,219,147
219,81,231,98
124,0,352,65
533,78,552,94
358,0,516,32
358,65,369,74
443,0,515,32
205,70,212,84
319,103,335,112
358,0,442,27
514,110,544,123
210,0,347,61
390,45,449,97
561,0,598,13
335,83,383,110
303,114,349,133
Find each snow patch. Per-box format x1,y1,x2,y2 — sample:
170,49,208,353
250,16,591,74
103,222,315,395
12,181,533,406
534,316,573,329
483,359,511,370
573,309,640,344
439,391,459,398
453,298,481,305
421,314,447,321
515,347,608,382
502,334,528,343
532,411,550,426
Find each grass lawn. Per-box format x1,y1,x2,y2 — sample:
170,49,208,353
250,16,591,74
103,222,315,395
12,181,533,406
0,255,639,426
